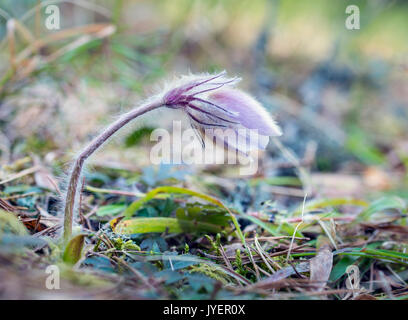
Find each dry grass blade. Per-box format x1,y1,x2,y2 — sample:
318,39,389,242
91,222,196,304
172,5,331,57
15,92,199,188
0,166,40,185
318,219,338,250
245,243,261,281
219,245,243,287
219,244,234,270
0,198,16,212
286,193,307,261
13,19,36,45
6,19,16,73
16,23,116,64
0,22,116,92
43,25,116,64
253,234,279,273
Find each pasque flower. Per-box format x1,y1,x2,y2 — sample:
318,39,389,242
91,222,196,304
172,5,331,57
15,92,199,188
162,71,282,154
63,71,282,242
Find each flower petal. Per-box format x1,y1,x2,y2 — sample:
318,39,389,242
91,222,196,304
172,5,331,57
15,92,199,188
208,88,282,136
209,128,270,155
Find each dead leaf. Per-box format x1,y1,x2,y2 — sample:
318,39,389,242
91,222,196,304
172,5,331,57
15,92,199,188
353,293,377,300
310,244,333,292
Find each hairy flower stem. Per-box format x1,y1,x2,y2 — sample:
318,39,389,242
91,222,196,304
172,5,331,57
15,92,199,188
63,100,164,242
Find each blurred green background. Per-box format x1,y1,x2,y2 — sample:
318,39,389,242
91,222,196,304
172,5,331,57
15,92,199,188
0,0,407,198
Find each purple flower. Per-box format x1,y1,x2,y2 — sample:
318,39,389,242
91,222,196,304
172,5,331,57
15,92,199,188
162,71,282,154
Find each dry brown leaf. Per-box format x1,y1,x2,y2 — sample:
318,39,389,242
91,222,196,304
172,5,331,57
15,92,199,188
310,244,333,292
353,293,377,300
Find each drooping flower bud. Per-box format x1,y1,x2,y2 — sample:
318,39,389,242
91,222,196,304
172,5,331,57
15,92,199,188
162,71,282,154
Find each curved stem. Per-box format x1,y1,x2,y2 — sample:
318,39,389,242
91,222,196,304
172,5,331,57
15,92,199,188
63,100,164,242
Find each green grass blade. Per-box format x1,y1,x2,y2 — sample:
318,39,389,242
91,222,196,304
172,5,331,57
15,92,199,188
112,217,225,234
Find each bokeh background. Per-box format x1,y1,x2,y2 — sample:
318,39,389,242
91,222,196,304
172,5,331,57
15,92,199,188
0,0,407,201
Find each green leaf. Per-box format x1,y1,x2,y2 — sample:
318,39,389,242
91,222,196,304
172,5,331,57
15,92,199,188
96,204,127,217
124,186,223,218
112,217,227,235
63,234,86,265
336,248,408,264
176,203,230,227
122,186,245,244
329,256,359,282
